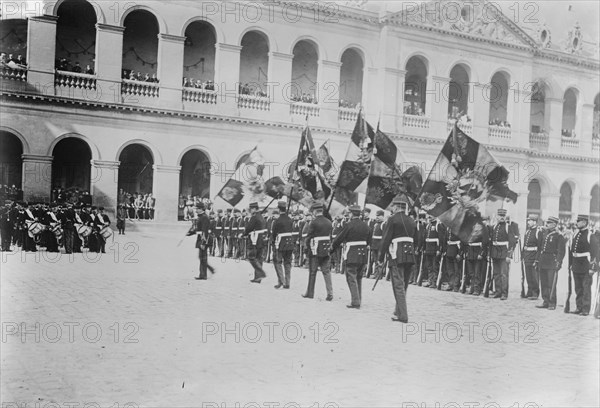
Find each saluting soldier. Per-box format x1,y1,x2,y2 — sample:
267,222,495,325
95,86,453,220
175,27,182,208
186,202,215,280
522,214,542,299
535,216,565,310
441,229,463,292
367,210,385,279
244,202,268,283
330,205,370,309
489,209,519,300
569,214,600,316
271,202,294,289
302,203,334,301
377,198,417,323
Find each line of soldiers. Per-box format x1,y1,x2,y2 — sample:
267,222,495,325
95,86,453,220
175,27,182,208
0,201,112,254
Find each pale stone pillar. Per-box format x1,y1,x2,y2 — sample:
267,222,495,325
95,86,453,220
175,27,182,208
95,23,125,104
91,160,119,216
26,15,58,93
214,43,242,115
545,98,563,153
317,60,342,127
152,165,181,222
379,68,404,133
429,76,451,139
267,51,294,119
22,154,53,202
157,33,185,110
471,83,490,143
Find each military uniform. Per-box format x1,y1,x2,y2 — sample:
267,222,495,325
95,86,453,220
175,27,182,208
463,226,489,295
303,205,333,300
569,215,599,315
331,218,344,273
272,203,294,289
330,209,370,308
422,220,444,287
367,215,384,279
442,230,463,292
244,204,268,282
522,216,542,298
186,204,214,280
489,212,519,299
536,217,565,309
378,201,417,322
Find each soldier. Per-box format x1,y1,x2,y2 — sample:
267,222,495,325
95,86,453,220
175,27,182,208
489,209,519,300
522,214,542,299
377,198,417,323
464,223,489,295
95,206,111,254
331,215,344,273
292,212,301,266
535,216,565,310
265,209,276,263
186,202,215,280
302,203,334,301
421,216,444,287
569,214,600,316
223,208,233,258
300,213,313,267
0,204,12,251
244,202,268,283
330,205,370,309
442,229,463,292
272,202,294,289
367,210,385,279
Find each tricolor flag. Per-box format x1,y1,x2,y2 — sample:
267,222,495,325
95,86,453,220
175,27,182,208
291,126,331,201
334,111,374,206
216,147,268,207
417,124,518,241
365,128,422,210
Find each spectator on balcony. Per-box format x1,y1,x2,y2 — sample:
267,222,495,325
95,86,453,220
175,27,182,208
128,71,136,81
72,62,82,73
144,73,151,82
183,77,189,87
151,73,159,83
0,52,7,67
195,79,203,89
205,80,214,91
85,65,94,75
16,55,26,66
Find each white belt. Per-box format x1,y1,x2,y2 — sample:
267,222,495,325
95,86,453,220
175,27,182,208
372,235,382,240
389,237,413,260
448,240,460,245
275,232,293,248
524,246,538,251
493,241,508,246
311,237,330,255
468,242,482,247
216,227,223,230
250,229,267,245
426,238,439,243
572,252,590,260
343,241,367,261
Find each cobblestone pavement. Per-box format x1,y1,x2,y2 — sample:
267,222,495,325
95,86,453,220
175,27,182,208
1,229,599,408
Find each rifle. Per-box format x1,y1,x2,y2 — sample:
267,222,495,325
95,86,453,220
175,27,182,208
460,258,467,293
483,258,492,298
519,240,526,298
564,248,573,313
416,251,425,286
549,266,560,308
436,253,445,290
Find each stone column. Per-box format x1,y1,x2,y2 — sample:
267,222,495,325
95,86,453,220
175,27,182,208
157,33,185,110
152,165,181,222
429,76,451,139
379,68,404,133
267,51,294,120
91,160,119,217
95,23,125,104
214,43,242,116
22,154,53,202
513,89,530,148
545,97,563,153
472,83,490,142
581,103,595,152
26,15,58,93
317,60,342,127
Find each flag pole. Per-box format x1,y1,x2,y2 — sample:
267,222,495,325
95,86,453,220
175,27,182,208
287,117,309,212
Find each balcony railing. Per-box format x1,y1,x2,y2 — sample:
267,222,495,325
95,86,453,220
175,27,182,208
237,94,270,110
529,132,549,147
403,114,430,128
338,106,359,122
0,65,27,82
55,70,96,90
121,79,160,98
182,87,217,104
447,119,473,136
290,101,319,117
561,137,579,149
488,125,512,139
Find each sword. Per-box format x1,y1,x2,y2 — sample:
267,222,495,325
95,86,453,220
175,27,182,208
460,258,467,293
564,248,573,313
416,251,425,286
436,253,445,290
519,239,526,298
483,258,492,298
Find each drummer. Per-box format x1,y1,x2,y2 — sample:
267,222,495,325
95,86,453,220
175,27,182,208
95,206,111,254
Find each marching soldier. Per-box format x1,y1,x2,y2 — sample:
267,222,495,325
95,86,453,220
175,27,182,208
569,214,600,316
535,216,565,310
489,209,519,300
244,202,268,283
522,214,542,299
377,198,417,323
367,210,385,278
441,229,463,292
271,202,294,289
302,203,334,301
330,205,370,309
186,202,215,280
421,216,444,287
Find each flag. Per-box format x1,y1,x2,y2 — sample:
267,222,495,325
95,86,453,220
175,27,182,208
334,111,374,206
291,126,331,201
216,147,268,207
365,129,423,210
417,124,518,241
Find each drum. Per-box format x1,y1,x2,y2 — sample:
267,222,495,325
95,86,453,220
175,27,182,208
76,224,92,238
51,223,63,240
100,225,113,239
27,221,45,238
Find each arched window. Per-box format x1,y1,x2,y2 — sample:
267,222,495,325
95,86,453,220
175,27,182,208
559,182,573,220
527,179,541,216
291,40,319,103
404,56,428,116
182,21,216,88
529,81,546,134
179,149,211,220
339,48,364,108
561,88,578,138
448,65,470,119
489,72,509,126
122,10,160,81
52,138,92,192
239,31,269,96
55,0,97,74
0,131,23,190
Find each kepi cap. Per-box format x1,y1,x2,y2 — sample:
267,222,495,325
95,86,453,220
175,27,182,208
546,216,559,224
577,214,589,222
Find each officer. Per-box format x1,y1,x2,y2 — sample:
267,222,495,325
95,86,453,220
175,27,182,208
244,202,268,283
367,210,385,278
522,214,542,299
489,209,519,300
377,197,417,323
442,229,463,292
535,216,565,310
569,214,600,316
330,205,370,309
302,203,333,301
186,202,215,280
271,201,294,289
421,215,444,288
